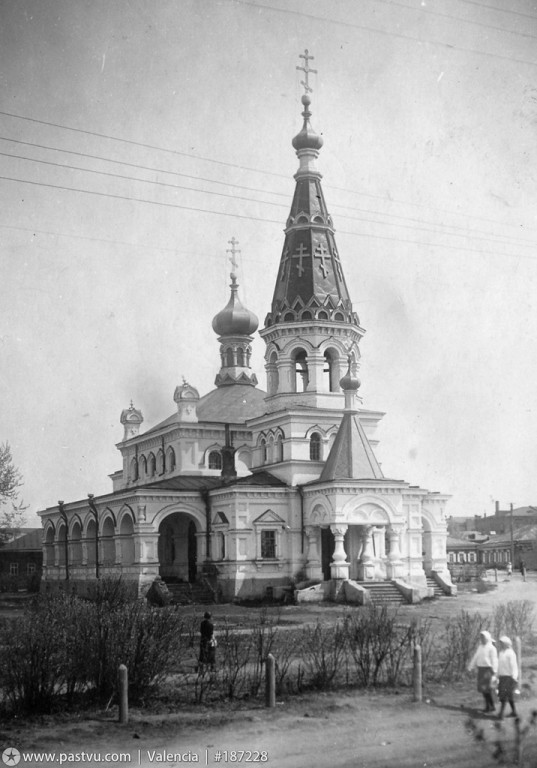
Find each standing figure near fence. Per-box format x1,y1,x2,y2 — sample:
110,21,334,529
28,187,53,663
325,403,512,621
199,611,216,672
507,561,513,577
497,636,518,720
520,560,527,582
467,630,498,713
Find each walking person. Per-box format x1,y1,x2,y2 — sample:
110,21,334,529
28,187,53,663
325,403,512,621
520,559,527,582
507,561,513,577
198,611,216,672
467,630,498,713
497,636,518,720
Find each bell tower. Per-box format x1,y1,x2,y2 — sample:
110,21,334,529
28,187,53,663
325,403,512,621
260,50,365,413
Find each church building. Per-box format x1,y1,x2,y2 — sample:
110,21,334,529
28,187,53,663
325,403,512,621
38,54,454,604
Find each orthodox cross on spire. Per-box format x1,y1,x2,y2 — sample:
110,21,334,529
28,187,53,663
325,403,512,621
297,49,317,94
227,236,241,273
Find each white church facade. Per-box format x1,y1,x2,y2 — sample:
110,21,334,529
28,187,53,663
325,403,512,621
38,57,455,603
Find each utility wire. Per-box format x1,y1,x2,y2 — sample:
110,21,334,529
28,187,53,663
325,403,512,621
1,112,533,235
232,0,537,68
2,174,536,262
457,0,537,23
4,148,537,251
375,0,537,42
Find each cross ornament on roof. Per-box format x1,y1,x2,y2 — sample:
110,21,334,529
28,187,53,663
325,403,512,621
297,49,317,94
227,237,241,273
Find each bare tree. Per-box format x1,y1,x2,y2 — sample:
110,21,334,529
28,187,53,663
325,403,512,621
0,442,27,545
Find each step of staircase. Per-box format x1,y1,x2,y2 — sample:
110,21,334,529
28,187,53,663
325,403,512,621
358,581,408,606
426,576,446,598
164,581,216,606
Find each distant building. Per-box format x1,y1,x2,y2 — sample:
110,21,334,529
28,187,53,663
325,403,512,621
0,528,42,590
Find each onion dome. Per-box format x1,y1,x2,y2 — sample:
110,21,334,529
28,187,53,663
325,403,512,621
292,94,324,152
212,274,259,337
339,356,361,393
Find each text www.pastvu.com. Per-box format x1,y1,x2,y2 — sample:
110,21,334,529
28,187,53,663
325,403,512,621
2,749,206,765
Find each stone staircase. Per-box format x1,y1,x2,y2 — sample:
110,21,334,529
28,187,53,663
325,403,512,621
360,581,408,606
164,580,216,605
426,576,446,598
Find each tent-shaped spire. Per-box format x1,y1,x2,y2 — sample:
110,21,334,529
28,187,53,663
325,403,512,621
320,359,383,481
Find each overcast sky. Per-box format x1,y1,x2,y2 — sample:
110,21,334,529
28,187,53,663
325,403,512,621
2,0,537,525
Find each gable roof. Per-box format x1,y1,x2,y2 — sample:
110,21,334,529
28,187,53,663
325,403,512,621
1,529,42,551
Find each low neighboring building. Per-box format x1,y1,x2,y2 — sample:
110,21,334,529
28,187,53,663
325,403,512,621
0,529,43,591
478,525,537,570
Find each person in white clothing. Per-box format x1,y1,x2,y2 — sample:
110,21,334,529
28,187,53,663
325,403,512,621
467,630,498,713
497,635,518,719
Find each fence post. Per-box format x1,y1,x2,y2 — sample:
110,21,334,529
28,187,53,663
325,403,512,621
118,664,128,724
265,653,276,708
413,644,422,702
515,636,522,688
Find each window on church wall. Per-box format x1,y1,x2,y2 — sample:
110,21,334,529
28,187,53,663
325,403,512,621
237,348,244,366
208,450,222,470
260,439,267,464
225,348,234,367
157,450,164,475
148,453,156,477
294,350,309,392
131,457,138,481
167,447,176,472
218,531,226,560
139,455,147,476
276,434,283,462
268,436,275,464
309,433,321,461
268,351,279,396
261,530,276,559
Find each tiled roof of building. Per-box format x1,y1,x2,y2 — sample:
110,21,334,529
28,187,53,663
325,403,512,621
1,528,42,551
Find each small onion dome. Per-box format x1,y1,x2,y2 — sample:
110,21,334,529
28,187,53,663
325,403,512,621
120,401,143,425
339,358,361,392
212,274,259,336
292,94,324,152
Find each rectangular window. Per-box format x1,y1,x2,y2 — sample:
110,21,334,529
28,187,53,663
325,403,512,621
468,552,476,563
261,530,276,559
27,562,36,575
9,562,19,576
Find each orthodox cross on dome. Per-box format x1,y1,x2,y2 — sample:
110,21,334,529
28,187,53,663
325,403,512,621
314,242,330,278
226,237,241,273
297,49,317,94
292,242,310,276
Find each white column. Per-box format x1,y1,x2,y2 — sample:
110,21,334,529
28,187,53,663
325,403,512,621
330,524,350,580
358,525,376,581
386,524,405,579
305,525,322,580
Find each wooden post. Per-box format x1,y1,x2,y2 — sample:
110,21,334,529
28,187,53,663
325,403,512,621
515,636,522,688
265,653,276,708
413,644,422,702
118,664,128,724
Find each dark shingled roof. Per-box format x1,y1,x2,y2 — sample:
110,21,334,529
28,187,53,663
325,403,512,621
135,470,287,493
1,529,42,550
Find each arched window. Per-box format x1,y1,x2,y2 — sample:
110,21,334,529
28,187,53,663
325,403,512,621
310,433,321,461
318,310,328,320
208,450,222,470
148,453,156,477
237,348,244,366
260,438,267,464
334,312,345,321
301,310,312,320
157,449,165,475
276,434,283,462
166,447,176,472
212,449,221,470
225,348,234,367
130,457,138,481
139,455,147,476
294,350,308,392
323,350,334,392
284,312,295,322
